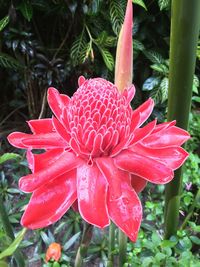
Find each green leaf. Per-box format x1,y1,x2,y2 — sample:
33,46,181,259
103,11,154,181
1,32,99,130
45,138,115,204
133,0,147,10
0,53,23,70
155,252,166,262
142,257,153,266
190,236,200,245
192,96,200,103
19,0,33,22
188,222,200,233
158,0,171,11
150,87,163,105
133,39,145,51
161,240,177,248
63,232,81,251
99,48,114,71
193,74,199,87
0,228,26,260
0,261,8,267
40,231,54,246
160,77,169,103
0,16,9,32
152,231,161,246
193,74,199,93
0,153,21,165
70,31,88,66
142,76,161,91
144,50,164,64
150,63,169,74
104,36,117,47
110,0,126,35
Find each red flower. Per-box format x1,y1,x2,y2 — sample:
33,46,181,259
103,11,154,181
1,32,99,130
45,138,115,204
8,77,190,241
45,242,62,262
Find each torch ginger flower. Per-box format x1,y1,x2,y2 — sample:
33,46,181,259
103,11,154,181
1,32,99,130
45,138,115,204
7,77,190,241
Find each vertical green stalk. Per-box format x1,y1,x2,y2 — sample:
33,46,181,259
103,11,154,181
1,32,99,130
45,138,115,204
164,0,200,239
0,197,25,266
107,222,115,267
118,230,127,267
74,223,93,267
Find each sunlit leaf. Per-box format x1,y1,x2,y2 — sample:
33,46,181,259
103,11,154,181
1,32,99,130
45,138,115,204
133,0,147,10
0,16,9,32
0,228,26,260
19,0,33,22
0,53,23,70
99,48,114,71
0,153,21,165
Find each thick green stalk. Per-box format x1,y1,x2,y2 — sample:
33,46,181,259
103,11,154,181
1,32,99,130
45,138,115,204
0,197,25,266
118,230,127,267
74,223,93,267
164,0,200,239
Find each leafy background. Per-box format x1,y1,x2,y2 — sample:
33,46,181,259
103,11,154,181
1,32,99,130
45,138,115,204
0,0,199,266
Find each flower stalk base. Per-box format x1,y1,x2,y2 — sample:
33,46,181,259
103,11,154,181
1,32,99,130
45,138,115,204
74,223,93,267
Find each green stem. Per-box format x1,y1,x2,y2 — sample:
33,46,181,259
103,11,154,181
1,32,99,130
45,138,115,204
74,223,93,267
0,197,25,267
164,0,200,239
107,222,115,267
180,188,200,230
118,230,127,266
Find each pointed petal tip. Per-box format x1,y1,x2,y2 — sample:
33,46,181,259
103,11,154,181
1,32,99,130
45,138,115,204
7,132,27,148
19,176,30,193
47,87,58,95
78,76,86,86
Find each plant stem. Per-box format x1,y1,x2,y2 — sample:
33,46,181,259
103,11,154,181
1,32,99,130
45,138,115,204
118,230,127,266
180,188,200,230
107,222,115,267
0,197,25,267
74,223,93,267
164,0,200,239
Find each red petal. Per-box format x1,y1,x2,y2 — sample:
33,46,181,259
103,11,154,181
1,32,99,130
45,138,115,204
7,132,29,148
47,87,70,121
131,143,189,170
115,150,173,184
78,76,86,86
129,119,157,146
132,98,154,127
27,119,54,134
96,157,131,198
21,171,77,229
131,174,147,193
77,163,109,228
108,183,142,242
143,126,190,147
52,116,71,142
19,151,83,192
22,132,68,149
27,149,65,173
122,85,135,103
152,120,176,134
96,157,142,242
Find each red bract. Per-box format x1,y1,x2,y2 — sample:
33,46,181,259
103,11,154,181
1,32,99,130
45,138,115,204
8,77,190,241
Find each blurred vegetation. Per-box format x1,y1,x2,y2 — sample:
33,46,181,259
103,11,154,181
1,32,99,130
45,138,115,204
0,0,199,266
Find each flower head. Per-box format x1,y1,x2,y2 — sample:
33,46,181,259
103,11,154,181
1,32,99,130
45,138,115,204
8,77,190,241
45,242,62,263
